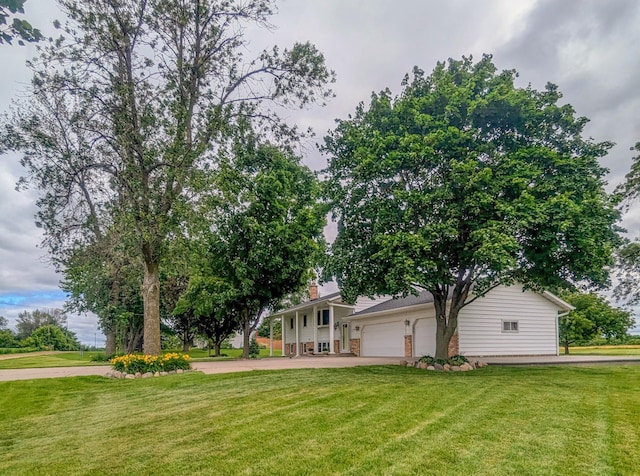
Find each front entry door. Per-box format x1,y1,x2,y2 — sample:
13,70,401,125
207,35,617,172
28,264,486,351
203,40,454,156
341,323,349,353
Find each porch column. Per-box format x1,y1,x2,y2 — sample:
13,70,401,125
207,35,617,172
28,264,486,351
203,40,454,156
328,304,335,354
282,316,286,357
295,311,300,356
312,305,317,354
269,317,274,357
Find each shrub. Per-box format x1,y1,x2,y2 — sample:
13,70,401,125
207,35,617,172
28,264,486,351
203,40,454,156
110,353,191,374
418,354,468,366
248,337,260,358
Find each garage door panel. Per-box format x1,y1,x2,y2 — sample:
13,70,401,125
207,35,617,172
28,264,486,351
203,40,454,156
414,318,436,357
361,321,404,357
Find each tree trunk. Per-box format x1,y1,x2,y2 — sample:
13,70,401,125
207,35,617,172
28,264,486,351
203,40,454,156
564,341,570,355
142,260,162,355
433,293,459,360
214,341,221,357
242,317,251,359
182,330,191,352
105,329,116,355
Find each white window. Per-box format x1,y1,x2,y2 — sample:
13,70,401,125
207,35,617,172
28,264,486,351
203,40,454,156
317,309,330,327
502,320,519,332
317,341,330,352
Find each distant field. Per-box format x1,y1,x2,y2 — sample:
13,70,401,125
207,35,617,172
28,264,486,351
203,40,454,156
0,365,638,475
566,345,640,356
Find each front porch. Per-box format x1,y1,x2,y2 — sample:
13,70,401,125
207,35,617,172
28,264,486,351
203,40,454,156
266,291,356,357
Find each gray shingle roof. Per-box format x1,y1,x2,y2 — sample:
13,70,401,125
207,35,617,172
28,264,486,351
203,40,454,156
272,291,344,316
350,291,435,317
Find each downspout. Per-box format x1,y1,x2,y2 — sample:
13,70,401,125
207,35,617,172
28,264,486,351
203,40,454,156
556,310,571,356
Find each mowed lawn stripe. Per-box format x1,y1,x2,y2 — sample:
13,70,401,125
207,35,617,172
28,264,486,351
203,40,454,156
1,365,639,475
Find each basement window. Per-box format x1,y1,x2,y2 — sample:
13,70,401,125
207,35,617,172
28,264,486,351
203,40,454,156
317,341,330,353
502,320,519,333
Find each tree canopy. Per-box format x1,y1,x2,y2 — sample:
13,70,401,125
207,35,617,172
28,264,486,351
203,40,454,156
0,0,42,45
1,0,334,354
558,291,634,353
323,54,621,359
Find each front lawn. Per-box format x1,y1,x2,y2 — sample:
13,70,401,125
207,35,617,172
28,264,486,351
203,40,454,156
0,365,638,475
0,351,108,369
566,345,640,356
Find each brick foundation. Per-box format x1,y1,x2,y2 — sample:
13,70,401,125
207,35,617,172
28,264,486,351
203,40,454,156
305,342,314,354
448,332,459,357
334,339,340,354
404,335,413,358
350,338,361,356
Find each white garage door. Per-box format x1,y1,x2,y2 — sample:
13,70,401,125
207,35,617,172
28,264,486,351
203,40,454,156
414,318,436,358
361,321,404,357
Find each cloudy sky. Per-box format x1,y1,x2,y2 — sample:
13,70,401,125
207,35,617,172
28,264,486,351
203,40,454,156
1,0,639,343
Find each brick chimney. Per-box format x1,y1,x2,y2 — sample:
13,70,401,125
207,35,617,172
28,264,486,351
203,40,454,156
309,281,319,300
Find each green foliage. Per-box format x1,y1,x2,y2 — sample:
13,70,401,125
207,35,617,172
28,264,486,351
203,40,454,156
559,291,635,352
15,309,67,340
257,318,282,339
323,54,621,359
0,346,36,355
0,329,18,348
1,0,334,356
21,325,80,351
248,337,260,358
0,0,42,45
418,354,468,366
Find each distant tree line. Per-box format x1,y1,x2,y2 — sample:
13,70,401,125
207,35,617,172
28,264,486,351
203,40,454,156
0,310,80,350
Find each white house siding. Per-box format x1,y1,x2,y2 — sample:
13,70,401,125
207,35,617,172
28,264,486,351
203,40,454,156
458,285,559,356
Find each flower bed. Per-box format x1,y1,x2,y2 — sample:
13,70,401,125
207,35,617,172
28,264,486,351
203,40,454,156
110,353,191,374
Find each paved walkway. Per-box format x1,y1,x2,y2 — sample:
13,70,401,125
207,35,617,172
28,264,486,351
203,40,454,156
1,355,639,382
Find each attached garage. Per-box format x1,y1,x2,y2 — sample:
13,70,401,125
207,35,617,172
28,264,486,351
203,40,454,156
414,318,436,357
360,321,404,357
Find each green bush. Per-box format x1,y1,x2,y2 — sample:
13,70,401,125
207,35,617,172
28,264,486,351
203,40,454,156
418,354,469,366
248,337,260,358
0,347,38,355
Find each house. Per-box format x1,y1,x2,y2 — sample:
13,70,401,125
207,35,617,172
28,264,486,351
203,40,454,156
267,283,573,358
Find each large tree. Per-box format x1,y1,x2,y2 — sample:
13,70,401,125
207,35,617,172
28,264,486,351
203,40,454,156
205,144,326,358
1,0,334,354
323,55,621,359
558,291,634,354
614,143,640,305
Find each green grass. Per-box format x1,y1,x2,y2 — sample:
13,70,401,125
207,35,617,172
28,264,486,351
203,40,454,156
1,365,639,475
566,345,640,356
0,348,281,369
186,347,281,360
0,352,108,369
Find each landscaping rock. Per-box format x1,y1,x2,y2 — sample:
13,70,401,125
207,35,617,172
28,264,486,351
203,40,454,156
177,369,184,374
443,364,451,371
427,366,436,371
400,360,408,366
418,362,429,369
134,372,141,378
169,370,176,374
112,370,122,379
160,371,168,376
434,363,444,371
142,372,153,378
450,365,461,372
460,363,473,371
154,372,160,377
125,373,135,379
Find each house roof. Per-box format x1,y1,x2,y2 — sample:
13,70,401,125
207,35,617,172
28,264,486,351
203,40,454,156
348,287,574,318
272,291,345,316
349,290,438,317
